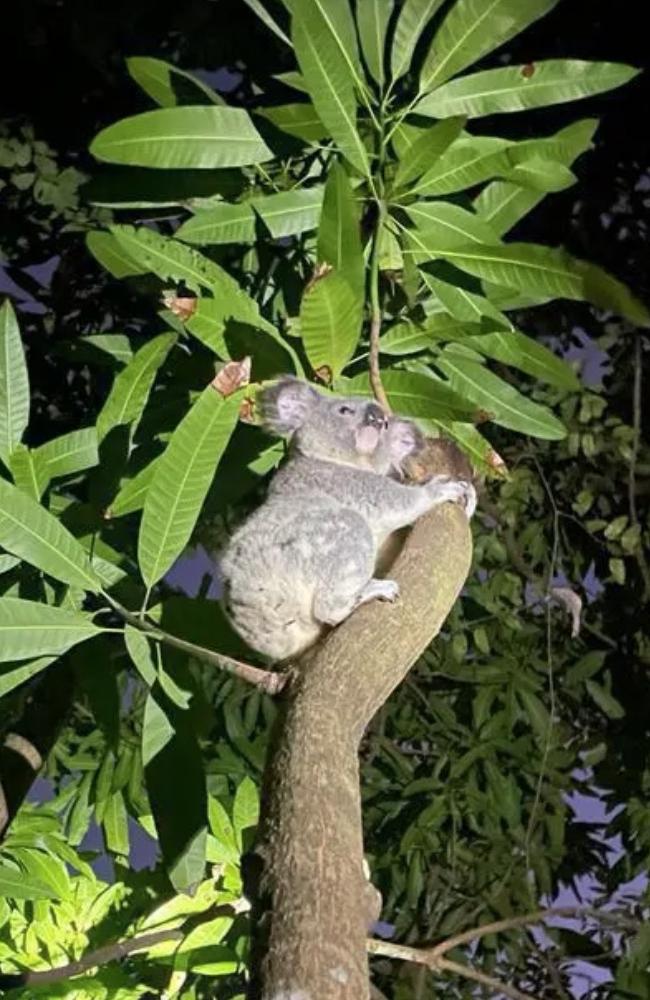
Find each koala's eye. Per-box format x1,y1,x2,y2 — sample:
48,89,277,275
337,404,355,415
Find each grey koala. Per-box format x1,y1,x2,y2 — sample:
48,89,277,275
220,378,476,661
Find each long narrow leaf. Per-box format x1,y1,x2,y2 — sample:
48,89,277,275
253,185,325,238
435,354,566,438
299,272,362,377
138,388,241,589
391,0,446,81
127,57,225,107
417,60,639,119
356,0,393,86
36,428,99,481
0,478,102,592
255,103,327,143
317,161,364,296
292,9,370,176
345,368,476,421
0,301,30,463
421,0,559,92
96,332,176,442
0,599,103,663
177,202,257,245
394,116,465,189
435,242,584,301
91,106,272,168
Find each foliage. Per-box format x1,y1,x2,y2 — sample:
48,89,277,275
1,0,649,997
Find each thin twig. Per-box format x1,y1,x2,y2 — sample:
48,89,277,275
0,928,182,989
367,939,538,1000
628,337,650,597
368,201,390,412
368,906,640,1000
439,957,538,1000
103,593,287,694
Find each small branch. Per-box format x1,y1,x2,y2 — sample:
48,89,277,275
368,201,390,413
103,593,287,695
367,940,538,1000
367,906,640,1000
0,928,182,990
439,957,538,1000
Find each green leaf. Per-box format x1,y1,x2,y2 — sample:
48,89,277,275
393,116,466,189
466,329,579,389
96,332,176,442
0,301,30,463
432,419,504,476
108,457,160,518
138,388,240,589
434,354,566,438
420,0,559,92
255,103,327,143
391,0,446,81
380,322,438,355
126,56,225,107
292,7,370,176
111,226,275,333
232,776,260,848
177,202,257,245
345,368,475,421
125,626,157,686
243,0,292,45
413,135,511,196
436,242,584,301
421,269,509,325
0,656,56,698
254,185,325,238
576,260,650,328
8,444,49,500
0,598,102,662
103,791,130,857
288,0,366,99
207,797,239,865
142,692,175,766
79,333,134,366
10,848,71,901
0,863,58,901
417,60,639,118
317,161,365,296
299,272,361,377
35,428,99,481
356,0,392,86
86,230,142,278
403,201,500,249
585,679,625,720
0,477,102,591
90,106,273,169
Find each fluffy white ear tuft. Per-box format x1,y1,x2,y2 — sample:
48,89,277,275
387,418,424,467
259,377,320,435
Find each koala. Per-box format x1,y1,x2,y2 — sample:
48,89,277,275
219,378,475,662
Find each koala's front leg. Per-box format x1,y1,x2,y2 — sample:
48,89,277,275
372,475,476,535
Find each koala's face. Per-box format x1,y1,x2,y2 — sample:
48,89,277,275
260,377,423,474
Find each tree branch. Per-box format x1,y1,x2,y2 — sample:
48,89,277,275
248,445,473,999
0,928,182,990
103,593,286,694
366,905,640,1000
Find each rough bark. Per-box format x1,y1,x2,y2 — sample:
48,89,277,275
249,492,473,1000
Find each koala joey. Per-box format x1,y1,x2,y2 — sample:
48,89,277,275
220,378,476,662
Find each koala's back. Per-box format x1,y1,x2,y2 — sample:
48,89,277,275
220,487,375,661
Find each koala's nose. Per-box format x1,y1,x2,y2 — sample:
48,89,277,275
364,403,388,429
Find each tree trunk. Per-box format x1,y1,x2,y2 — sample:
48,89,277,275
249,493,473,999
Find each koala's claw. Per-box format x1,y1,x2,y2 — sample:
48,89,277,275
357,578,400,607
427,476,476,519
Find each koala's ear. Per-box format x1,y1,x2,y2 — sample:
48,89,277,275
259,377,321,435
388,418,424,467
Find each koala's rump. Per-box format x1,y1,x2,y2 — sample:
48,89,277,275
220,502,375,660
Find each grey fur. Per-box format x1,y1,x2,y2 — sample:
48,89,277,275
220,378,475,661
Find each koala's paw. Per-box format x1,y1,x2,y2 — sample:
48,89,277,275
458,481,477,519
427,476,476,518
357,578,400,607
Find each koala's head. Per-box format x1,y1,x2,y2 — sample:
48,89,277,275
259,377,423,475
